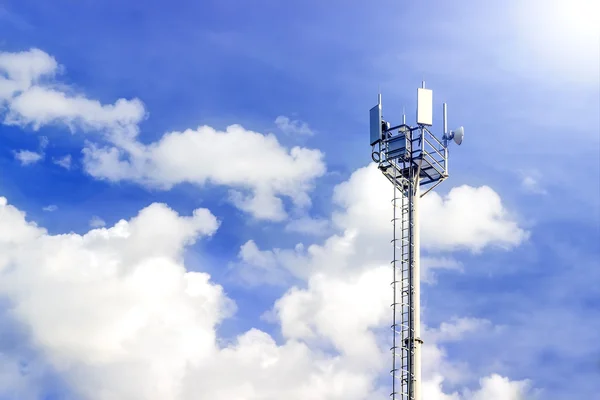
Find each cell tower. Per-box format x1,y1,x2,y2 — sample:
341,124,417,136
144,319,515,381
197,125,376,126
369,82,464,400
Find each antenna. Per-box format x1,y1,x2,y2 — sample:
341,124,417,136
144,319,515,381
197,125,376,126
450,127,464,145
443,103,448,136
368,84,464,400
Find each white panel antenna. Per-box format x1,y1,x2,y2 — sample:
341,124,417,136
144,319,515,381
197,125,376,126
416,85,433,126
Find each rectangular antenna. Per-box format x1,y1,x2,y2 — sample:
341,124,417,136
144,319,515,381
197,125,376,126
417,87,433,126
443,103,447,135
370,103,382,145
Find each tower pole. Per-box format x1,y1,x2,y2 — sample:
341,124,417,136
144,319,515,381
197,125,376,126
370,83,462,400
412,178,422,400
413,84,425,400
414,85,425,399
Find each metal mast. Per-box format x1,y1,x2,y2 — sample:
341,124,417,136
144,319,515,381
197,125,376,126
369,83,463,400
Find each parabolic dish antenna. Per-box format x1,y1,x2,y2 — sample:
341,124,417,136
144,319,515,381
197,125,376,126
450,126,464,145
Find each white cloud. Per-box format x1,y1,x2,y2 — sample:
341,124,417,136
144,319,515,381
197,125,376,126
424,317,492,344
231,165,528,288
274,271,537,399
38,135,49,149
53,154,72,170
420,318,537,400
224,164,530,396
238,164,534,396
12,135,50,167
330,166,528,252
465,375,536,400
0,163,537,399
89,216,106,228
182,330,384,400
332,164,528,253
0,49,326,221
422,256,463,283
0,196,390,400
42,205,57,212
5,86,146,134
521,175,547,195
82,125,325,221
0,48,57,100
423,373,536,400
0,49,143,135
420,318,487,392
0,197,226,399
275,115,315,136
0,353,48,400
274,266,389,369
421,185,530,252
285,216,330,235
232,240,290,286
14,149,43,165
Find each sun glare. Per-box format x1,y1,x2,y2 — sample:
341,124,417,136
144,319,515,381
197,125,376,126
515,0,600,82
559,0,600,37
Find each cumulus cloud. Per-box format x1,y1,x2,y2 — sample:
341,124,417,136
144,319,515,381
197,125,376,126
422,256,463,283
285,216,330,235
5,86,146,134
0,48,57,100
465,374,536,400
423,373,536,400
82,125,325,221
275,115,315,136
0,197,225,399
421,185,530,252
520,172,547,195
273,270,537,399
332,165,529,253
0,196,391,400
0,167,537,400
0,49,143,135
425,317,492,344
89,216,106,228
13,149,43,165
274,266,389,369
53,154,72,170
420,318,537,400
232,240,290,286
38,135,49,149
12,135,50,166
231,164,535,397
0,49,326,221
181,328,382,400
238,164,528,287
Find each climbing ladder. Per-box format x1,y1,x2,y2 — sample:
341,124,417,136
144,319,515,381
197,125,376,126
378,125,436,400
389,158,415,400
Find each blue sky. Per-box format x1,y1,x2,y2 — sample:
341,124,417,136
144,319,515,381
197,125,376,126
0,0,598,399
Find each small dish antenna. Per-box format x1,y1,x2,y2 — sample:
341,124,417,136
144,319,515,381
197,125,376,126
442,104,464,146
447,126,464,145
